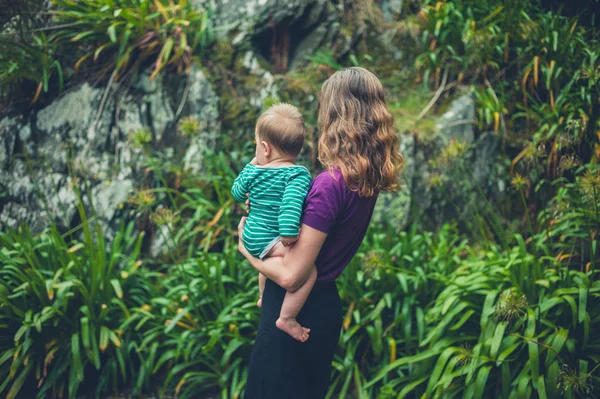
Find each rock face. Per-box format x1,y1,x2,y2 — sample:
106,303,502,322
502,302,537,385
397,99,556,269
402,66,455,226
435,94,476,144
0,66,218,235
208,0,342,72
381,0,404,22
374,94,505,230
1,1,506,239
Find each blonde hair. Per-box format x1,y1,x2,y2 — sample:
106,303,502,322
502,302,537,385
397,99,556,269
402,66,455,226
318,67,403,197
256,103,307,157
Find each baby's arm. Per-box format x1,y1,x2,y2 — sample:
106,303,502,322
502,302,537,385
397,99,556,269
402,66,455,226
278,170,311,241
231,164,252,202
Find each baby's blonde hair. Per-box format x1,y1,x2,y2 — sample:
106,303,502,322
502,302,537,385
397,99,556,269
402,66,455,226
256,103,307,157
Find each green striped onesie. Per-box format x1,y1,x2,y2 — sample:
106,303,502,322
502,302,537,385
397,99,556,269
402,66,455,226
231,163,312,258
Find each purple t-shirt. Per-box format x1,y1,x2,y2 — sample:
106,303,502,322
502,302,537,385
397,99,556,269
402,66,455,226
302,169,378,282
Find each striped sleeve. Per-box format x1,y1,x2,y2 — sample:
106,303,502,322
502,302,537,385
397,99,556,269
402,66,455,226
231,163,253,203
278,168,312,237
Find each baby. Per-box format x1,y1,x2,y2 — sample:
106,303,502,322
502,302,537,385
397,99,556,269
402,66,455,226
231,103,317,342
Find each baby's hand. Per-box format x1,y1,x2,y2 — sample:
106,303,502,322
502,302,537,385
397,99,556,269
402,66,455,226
280,236,298,248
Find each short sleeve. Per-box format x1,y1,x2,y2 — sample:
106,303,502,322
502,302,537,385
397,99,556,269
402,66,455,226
302,170,344,233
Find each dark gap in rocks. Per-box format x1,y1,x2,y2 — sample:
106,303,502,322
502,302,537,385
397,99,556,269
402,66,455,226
101,93,118,154
12,123,24,163
144,95,157,145
254,5,322,74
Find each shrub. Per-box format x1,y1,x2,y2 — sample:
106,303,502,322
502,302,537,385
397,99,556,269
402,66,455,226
326,165,600,398
414,0,600,182
51,0,214,81
0,32,64,104
0,212,146,398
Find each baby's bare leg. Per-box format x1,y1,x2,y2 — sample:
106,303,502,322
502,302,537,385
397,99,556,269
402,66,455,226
276,265,318,342
257,273,266,308
257,242,287,307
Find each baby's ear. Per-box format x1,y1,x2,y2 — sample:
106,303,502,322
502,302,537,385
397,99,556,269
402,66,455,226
262,141,271,157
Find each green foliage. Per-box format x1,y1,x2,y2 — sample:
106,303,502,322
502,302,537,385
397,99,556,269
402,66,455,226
0,204,145,398
125,249,259,399
1,159,598,398
0,33,64,104
0,148,244,398
0,0,214,105
413,0,600,182
474,86,506,133
322,167,600,398
51,0,214,81
329,224,471,398
536,164,600,273
2,1,600,398
305,50,343,71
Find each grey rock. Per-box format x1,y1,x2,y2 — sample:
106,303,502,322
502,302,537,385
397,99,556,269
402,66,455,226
1,66,218,236
91,179,133,223
36,83,100,135
435,94,475,145
0,116,21,168
186,66,219,124
213,0,339,70
374,123,504,231
0,169,68,232
373,133,416,229
182,66,220,172
119,100,145,139
289,22,337,70
150,223,171,258
0,203,40,231
36,83,115,172
472,132,501,188
242,51,278,108
37,173,75,227
378,28,406,61
141,79,175,144
381,0,404,22
19,124,32,152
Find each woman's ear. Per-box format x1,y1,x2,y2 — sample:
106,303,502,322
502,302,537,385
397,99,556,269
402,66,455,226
261,141,271,158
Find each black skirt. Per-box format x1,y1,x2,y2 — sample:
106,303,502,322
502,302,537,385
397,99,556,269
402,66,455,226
244,278,342,399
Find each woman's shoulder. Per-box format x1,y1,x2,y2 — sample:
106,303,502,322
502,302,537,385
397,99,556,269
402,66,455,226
307,169,347,206
313,168,344,189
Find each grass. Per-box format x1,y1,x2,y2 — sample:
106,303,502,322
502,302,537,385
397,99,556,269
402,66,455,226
388,86,443,137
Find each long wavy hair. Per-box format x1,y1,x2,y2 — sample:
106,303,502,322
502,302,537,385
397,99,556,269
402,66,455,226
317,67,403,197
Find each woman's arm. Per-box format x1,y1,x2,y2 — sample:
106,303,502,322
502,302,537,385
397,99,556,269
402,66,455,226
238,217,327,292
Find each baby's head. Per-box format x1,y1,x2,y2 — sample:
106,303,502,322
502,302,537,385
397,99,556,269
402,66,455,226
255,103,306,165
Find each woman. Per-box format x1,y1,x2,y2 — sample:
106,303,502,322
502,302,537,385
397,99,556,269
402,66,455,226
238,67,403,398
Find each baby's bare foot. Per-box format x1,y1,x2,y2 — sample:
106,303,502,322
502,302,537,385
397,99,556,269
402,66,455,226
276,317,310,342
257,297,262,308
